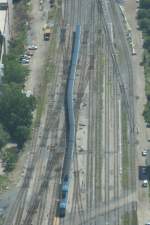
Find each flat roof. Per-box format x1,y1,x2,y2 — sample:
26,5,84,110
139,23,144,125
0,10,6,34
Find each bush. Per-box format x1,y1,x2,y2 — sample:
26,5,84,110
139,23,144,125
2,147,18,171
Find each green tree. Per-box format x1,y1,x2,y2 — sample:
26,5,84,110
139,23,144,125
3,57,29,84
143,101,150,123
0,84,36,147
140,0,150,9
9,38,25,56
139,18,150,32
137,9,148,19
0,124,10,150
143,36,150,50
13,125,30,147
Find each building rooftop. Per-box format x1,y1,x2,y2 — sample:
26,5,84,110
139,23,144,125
0,0,8,3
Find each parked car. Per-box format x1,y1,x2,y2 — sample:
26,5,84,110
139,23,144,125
20,55,31,60
28,44,38,50
25,51,34,56
143,180,148,187
142,150,147,156
145,222,150,225
20,58,29,64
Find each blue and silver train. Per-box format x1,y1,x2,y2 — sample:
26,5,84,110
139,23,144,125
59,25,81,217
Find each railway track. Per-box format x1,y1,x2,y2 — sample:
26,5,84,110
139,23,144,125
66,1,98,224
109,0,136,193
22,38,65,225
82,4,97,225
104,35,110,225
61,1,136,225
62,1,121,225
21,24,75,225
61,1,88,224
95,0,136,224
4,22,70,225
112,64,120,225
4,0,136,225
97,9,121,225
94,23,102,214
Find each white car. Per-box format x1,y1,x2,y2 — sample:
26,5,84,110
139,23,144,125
142,150,147,156
28,45,38,50
20,58,30,64
143,180,148,187
145,222,150,225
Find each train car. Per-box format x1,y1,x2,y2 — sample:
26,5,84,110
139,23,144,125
59,195,67,217
62,175,69,192
59,25,81,218
59,175,69,217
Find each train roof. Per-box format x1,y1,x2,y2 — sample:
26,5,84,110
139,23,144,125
59,201,67,209
62,183,69,192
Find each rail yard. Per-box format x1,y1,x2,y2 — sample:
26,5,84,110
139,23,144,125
1,0,149,224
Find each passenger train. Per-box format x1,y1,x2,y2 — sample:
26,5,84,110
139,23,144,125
59,25,81,217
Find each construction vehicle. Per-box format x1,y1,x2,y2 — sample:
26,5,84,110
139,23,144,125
43,24,52,41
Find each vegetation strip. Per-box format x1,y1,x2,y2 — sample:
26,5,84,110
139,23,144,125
121,110,129,189
137,0,150,123
0,0,36,175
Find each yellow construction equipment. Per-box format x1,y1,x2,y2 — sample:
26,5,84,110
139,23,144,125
43,24,52,41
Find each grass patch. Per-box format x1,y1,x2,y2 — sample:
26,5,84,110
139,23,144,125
0,175,9,192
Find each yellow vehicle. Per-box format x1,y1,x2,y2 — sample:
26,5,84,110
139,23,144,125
43,24,52,41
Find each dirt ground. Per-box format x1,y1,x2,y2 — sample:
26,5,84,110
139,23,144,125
124,0,150,224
